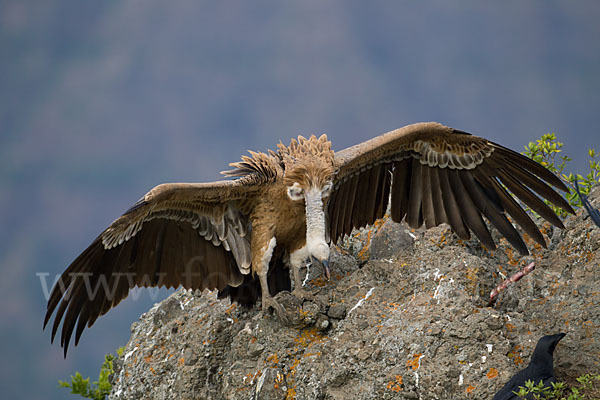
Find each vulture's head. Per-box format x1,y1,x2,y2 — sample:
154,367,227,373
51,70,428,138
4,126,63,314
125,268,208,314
281,137,336,278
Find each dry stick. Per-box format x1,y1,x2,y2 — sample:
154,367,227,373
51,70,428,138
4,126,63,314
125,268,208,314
487,262,535,307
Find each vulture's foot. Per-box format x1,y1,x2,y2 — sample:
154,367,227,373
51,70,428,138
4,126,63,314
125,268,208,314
261,295,289,324
292,287,316,302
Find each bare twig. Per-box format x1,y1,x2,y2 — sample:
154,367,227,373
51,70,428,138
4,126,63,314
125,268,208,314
488,262,535,306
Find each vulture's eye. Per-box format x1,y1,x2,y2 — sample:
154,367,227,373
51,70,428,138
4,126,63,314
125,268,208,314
287,183,305,201
321,182,333,197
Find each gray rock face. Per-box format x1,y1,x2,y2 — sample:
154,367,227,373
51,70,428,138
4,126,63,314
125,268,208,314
109,187,600,400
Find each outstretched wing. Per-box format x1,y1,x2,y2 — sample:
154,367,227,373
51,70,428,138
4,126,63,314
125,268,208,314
45,180,258,356
329,122,575,252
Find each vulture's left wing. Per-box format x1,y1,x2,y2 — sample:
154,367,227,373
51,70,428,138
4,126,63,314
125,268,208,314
329,122,574,253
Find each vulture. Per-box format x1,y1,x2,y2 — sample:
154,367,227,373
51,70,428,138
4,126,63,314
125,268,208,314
44,122,575,355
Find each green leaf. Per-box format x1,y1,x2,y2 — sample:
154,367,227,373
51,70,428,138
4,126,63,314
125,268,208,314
59,347,122,399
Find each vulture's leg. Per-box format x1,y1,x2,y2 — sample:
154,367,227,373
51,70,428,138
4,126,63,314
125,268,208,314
254,237,288,323
258,273,287,322
289,246,315,301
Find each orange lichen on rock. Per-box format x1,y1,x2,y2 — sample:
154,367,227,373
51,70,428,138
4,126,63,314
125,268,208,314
286,386,296,400
243,370,262,386
406,353,423,370
294,327,326,347
274,370,285,389
505,248,519,266
225,303,237,314
356,230,373,261
386,375,404,392
486,368,499,379
303,352,322,359
309,275,329,287
508,345,524,366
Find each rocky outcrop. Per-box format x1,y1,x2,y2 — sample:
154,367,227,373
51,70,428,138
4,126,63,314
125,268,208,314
109,187,600,400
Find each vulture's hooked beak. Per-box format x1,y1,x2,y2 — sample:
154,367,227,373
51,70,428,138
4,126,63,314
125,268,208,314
312,256,331,280
322,259,331,280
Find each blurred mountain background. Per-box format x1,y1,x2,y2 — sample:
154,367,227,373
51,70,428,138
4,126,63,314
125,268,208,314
1,1,599,399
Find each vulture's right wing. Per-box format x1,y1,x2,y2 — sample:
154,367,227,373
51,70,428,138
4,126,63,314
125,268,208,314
44,180,258,356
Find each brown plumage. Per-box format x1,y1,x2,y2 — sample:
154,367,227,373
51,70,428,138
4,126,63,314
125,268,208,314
44,122,575,355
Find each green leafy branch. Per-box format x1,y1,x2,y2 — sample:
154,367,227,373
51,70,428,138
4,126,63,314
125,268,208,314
514,373,600,399
522,133,600,216
59,347,124,400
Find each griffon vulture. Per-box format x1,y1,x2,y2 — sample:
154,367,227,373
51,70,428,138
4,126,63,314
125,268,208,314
44,122,575,355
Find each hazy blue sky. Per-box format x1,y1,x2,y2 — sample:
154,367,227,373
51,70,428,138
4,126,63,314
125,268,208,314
1,1,599,399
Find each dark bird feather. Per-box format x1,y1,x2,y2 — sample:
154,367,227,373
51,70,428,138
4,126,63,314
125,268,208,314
575,181,600,228
493,333,566,400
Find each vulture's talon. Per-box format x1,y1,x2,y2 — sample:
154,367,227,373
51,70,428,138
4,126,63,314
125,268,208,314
262,296,289,324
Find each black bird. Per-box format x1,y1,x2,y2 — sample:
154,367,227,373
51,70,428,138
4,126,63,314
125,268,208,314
493,333,566,400
575,181,600,228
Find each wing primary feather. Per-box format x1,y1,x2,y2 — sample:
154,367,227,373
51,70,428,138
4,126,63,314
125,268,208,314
369,165,383,222
51,288,74,343
352,170,370,228
437,168,470,239
61,287,88,356
45,276,76,332
576,181,600,227
499,158,575,215
468,170,529,254
364,165,382,224
331,176,350,240
428,167,448,226
343,174,359,238
331,177,356,238
421,166,436,228
49,247,105,343
447,169,495,250
374,164,391,220
495,167,565,229
391,159,411,223
129,234,139,265
152,224,167,285
474,174,504,214
493,144,569,191
75,303,92,346
407,158,424,228
327,186,341,241
486,173,548,247
44,242,100,329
